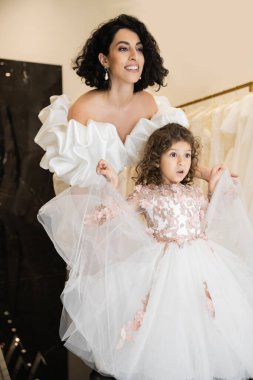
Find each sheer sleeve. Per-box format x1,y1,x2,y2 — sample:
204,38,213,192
87,184,145,226
37,177,154,270
37,177,158,368
126,185,144,213
206,170,253,267
190,186,209,233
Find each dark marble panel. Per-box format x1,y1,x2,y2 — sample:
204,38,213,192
0,59,67,379
90,370,116,379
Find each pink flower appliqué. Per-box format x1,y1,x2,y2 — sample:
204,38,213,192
203,281,215,318
134,185,142,193
146,227,154,236
84,203,120,225
139,198,152,209
116,293,150,349
224,184,238,201
132,310,145,331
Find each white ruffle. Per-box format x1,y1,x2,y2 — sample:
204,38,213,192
35,94,189,187
35,95,127,186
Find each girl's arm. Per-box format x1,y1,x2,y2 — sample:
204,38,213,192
207,164,225,199
97,159,144,213
96,159,119,188
195,165,211,182
196,164,238,182
89,160,142,226
96,159,142,213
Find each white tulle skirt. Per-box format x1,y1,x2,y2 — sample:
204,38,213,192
38,172,253,380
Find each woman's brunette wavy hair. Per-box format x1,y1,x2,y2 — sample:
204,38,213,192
135,124,200,186
73,14,168,92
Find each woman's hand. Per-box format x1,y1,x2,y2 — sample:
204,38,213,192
208,164,225,198
96,159,119,188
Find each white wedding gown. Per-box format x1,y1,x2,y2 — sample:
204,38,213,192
34,94,189,191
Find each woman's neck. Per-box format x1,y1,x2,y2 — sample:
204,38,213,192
104,83,136,110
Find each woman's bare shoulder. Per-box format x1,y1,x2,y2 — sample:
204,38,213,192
137,91,158,117
68,90,101,123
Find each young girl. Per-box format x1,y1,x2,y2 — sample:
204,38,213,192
38,124,253,380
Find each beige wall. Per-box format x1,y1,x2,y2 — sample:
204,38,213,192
0,0,252,105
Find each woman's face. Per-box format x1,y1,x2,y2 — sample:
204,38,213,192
104,28,144,85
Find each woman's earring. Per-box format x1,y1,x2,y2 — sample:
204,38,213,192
104,67,109,81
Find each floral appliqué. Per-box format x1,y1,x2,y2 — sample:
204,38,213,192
203,281,215,318
84,203,120,225
224,183,238,201
116,293,150,349
138,184,208,244
134,185,142,193
139,198,152,209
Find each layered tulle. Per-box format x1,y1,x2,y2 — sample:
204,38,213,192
38,178,160,373
38,172,253,380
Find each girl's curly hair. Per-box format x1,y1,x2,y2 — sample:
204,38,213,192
135,124,201,186
73,14,169,92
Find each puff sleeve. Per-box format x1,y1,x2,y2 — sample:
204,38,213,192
35,95,128,187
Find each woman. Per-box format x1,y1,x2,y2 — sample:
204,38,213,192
34,13,209,380
35,14,210,197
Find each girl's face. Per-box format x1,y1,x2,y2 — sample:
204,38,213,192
159,141,192,185
101,28,144,85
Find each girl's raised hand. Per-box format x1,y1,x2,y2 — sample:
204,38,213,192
96,159,119,188
208,164,225,197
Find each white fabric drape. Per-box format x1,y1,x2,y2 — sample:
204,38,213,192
186,92,253,224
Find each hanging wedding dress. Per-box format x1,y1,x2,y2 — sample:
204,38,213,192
186,92,253,224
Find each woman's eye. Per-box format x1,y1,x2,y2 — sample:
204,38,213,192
137,46,143,52
118,46,128,52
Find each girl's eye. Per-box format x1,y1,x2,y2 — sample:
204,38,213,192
185,153,191,158
169,152,177,158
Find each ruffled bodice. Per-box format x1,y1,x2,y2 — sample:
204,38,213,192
129,183,207,243
34,94,189,187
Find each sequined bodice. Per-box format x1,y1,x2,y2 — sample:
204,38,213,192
130,184,208,243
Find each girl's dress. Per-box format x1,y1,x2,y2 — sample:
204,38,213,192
38,171,253,380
